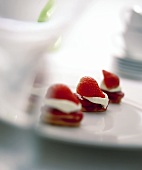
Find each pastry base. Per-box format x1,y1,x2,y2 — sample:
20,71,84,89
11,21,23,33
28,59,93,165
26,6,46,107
41,107,83,127
102,90,124,104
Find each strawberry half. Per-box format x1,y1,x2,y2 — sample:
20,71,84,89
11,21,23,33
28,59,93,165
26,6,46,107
46,84,80,104
102,70,119,89
76,76,105,98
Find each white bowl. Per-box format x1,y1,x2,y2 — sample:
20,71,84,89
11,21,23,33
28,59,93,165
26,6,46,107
123,29,142,61
0,0,94,121
122,5,142,30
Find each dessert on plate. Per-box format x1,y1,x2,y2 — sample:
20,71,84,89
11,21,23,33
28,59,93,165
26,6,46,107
100,70,124,103
41,83,83,126
76,76,109,112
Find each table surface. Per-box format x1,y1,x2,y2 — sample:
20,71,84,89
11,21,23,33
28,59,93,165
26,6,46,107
1,0,142,169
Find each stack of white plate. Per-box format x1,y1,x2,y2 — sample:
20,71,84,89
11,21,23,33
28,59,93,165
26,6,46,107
112,56,142,80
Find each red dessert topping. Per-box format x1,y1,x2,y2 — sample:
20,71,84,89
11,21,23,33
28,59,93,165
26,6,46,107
102,70,119,89
46,84,80,104
76,76,105,98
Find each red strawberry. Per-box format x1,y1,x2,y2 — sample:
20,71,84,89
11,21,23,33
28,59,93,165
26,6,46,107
46,84,80,104
76,76,105,98
102,70,119,89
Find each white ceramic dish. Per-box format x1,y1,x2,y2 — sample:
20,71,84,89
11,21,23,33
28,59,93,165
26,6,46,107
115,70,142,80
115,56,142,68
1,93,142,149
117,63,142,73
36,100,142,149
122,29,142,61
0,0,95,121
112,56,142,79
117,61,142,71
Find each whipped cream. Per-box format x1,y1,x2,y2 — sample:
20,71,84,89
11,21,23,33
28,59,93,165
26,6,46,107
100,81,121,92
83,93,109,108
44,99,81,113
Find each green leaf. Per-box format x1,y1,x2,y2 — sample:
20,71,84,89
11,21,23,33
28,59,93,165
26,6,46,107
38,0,55,22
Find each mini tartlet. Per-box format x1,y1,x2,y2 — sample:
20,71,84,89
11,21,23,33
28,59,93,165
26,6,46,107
41,84,83,126
76,76,109,112
100,70,124,103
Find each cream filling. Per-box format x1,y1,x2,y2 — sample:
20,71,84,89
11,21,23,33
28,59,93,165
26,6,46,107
44,99,81,113
100,81,121,92
83,93,109,108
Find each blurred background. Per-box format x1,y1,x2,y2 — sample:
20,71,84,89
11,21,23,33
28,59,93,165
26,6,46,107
48,0,142,81
1,0,142,169
46,0,142,106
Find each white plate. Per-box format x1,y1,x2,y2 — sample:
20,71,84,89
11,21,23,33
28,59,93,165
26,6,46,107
117,60,142,71
115,70,142,80
114,65,142,79
112,57,142,80
36,100,142,149
115,56,142,67
116,66,142,75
